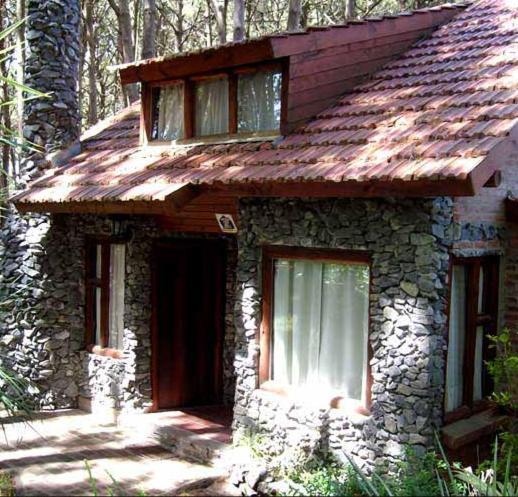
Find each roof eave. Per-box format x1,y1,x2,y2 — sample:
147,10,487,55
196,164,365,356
468,122,518,196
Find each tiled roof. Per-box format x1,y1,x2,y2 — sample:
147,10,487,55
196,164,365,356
13,0,518,209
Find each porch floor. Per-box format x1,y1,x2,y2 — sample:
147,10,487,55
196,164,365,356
140,405,233,444
0,408,236,496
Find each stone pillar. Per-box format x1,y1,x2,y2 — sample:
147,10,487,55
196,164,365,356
22,0,81,182
0,0,81,408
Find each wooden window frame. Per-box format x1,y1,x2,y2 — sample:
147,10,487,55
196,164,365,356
444,255,499,424
143,61,285,144
85,236,127,359
260,245,373,413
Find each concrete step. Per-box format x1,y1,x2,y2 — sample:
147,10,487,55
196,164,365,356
154,423,232,466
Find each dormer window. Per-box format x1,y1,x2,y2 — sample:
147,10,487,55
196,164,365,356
195,77,229,136
148,64,282,142
155,82,184,141
238,70,281,133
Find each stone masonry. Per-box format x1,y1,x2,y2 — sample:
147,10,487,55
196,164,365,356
232,197,456,468
1,213,237,414
0,0,81,407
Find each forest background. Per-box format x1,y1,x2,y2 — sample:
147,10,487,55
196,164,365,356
0,0,443,189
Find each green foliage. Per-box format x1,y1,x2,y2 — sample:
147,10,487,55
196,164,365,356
486,328,518,411
0,472,14,497
1,18,47,154
453,438,517,497
285,458,363,496
284,449,452,497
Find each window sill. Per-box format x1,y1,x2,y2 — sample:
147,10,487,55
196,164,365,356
442,407,509,450
86,345,124,360
444,399,494,425
146,131,280,148
258,381,370,417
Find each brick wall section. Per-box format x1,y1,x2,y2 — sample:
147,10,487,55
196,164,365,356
454,139,518,347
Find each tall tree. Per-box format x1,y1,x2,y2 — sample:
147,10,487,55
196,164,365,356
108,0,138,103
233,0,245,41
287,0,302,31
142,0,157,58
209,0,227,44
83,0,98,125
345,0,356,19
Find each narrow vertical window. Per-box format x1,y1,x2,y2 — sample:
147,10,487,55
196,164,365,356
445,257,499,419
194,77,229,136
86,240,126,353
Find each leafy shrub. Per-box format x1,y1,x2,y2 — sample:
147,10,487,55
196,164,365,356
285,458,363,496
486,328,518,412
284,449,451,497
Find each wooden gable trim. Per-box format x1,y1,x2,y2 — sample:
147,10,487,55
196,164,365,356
120,39,276,85
270,7,462,58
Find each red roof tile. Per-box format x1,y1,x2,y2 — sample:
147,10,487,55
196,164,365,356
12,0,518,210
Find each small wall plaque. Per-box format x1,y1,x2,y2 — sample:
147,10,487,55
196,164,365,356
215,213,238,233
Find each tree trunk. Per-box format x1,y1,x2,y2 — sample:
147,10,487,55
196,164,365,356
233,0,245,42
287,0,302,31
175,0,185,51
345,0,356,20
142,0,157,59
84,0,98,125
108,0,139,103
209,0,227,44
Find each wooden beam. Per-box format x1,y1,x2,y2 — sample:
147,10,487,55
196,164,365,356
199,177,477,198
471,123,518,193
119,39,275,85
483,170,502,188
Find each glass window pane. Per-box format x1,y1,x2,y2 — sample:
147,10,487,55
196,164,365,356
238,71,281,133
96,244,102,279
195,77,229,136
272,258,369,401
445,265,466,412
108,245,125,350
155,84,184,141
473,325,484,401
478,266,485,313
95,287,102,346
94,244,102,346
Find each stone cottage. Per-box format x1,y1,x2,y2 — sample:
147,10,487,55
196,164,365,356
1,0,518,467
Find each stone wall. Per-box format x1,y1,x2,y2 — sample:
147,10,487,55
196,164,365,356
232,197,456,468
2,213,237,412
0,0,81,407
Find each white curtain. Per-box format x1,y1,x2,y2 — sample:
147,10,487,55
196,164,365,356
473,267,485,401
195,78,229,136
238,71,281,132
445,265,466,412
108,245,125,350
272,259,369,401
95,244,102,346
157,84,184,141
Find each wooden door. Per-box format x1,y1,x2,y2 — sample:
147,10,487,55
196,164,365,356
152,240,226,409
